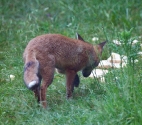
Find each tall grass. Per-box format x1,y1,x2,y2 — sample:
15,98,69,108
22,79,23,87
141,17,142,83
0,0,142,124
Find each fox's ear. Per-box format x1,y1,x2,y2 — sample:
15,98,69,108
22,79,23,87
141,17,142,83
76,33,85,41
98,41,107,49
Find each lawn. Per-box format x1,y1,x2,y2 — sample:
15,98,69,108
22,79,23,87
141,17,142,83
0,0,142,124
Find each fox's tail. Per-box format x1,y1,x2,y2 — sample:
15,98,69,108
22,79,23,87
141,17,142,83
23,55,40,90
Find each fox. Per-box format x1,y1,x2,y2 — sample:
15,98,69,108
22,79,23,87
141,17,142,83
23,33,106,108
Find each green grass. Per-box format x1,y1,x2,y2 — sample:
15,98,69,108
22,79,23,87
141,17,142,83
0,0,142,124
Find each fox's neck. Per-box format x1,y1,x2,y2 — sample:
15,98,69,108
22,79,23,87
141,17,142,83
85,47,96,67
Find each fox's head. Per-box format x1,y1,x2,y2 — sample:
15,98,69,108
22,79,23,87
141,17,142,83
76,33,107,77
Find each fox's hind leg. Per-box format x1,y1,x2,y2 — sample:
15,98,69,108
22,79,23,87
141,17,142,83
33,74,42,103
33,87,40,102
39,58,55,108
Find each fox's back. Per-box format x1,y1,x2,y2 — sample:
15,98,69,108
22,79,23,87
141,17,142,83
24,34,94,70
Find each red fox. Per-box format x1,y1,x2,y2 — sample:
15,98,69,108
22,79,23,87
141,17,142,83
23,33,106,108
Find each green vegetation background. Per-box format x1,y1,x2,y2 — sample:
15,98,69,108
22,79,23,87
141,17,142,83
0,0,142,124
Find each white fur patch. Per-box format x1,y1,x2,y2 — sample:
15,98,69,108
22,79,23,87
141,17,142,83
28,81,36,88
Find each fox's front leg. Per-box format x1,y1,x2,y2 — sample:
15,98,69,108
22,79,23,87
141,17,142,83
73,74,80,87
65,70,77,98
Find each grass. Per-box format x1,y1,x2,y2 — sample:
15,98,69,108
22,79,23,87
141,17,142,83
0,0,142,124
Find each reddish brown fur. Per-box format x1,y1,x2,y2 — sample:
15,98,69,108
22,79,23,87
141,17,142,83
23,34,106,108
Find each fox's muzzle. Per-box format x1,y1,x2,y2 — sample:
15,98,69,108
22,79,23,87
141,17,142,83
82,69,92,77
